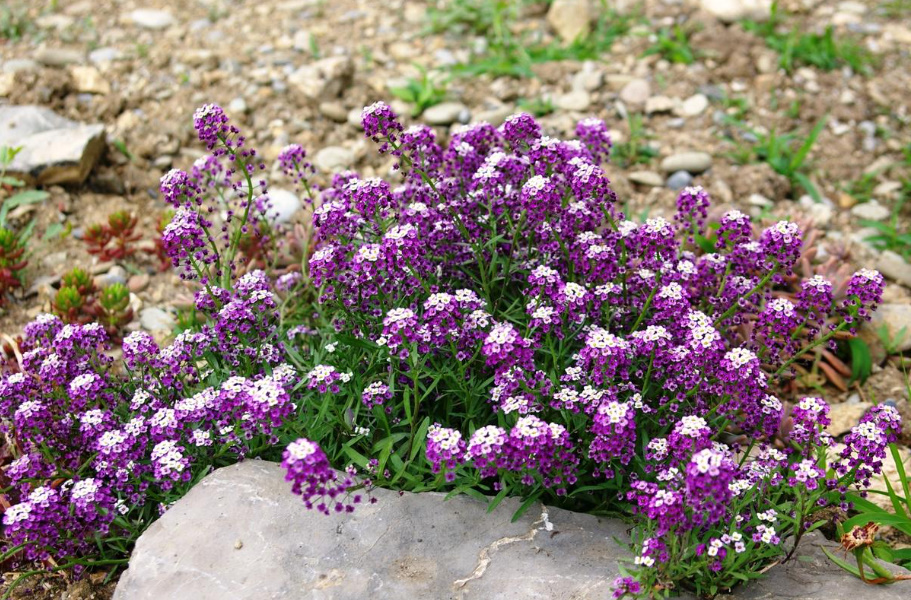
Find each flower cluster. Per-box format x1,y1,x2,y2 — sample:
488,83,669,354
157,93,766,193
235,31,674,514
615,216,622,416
0,284,302,567
286,103,894,597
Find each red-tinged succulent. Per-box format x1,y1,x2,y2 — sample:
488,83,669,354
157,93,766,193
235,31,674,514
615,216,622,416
0,228,27,306
51,286,91,324
83,211,142,261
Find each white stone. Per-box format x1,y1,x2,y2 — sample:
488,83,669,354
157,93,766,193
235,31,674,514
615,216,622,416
699,0,773,23
126,9,176,30
547,0,594,42
618,79,650,105
422,102,470,126
869,304,911,352
660,152,712,174
628,171,664,187
679,93,709,117
69,66,110,95
645,95,676,114
555,90,591,112
315,146,355,173
288,56,354,100
851,200,892,222
264,189,302,226
878,250,911,288
140,307,176,332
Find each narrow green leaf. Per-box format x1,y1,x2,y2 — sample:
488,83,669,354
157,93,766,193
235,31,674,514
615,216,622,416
511,489,543,523
790,116,827,172
409,417,430,462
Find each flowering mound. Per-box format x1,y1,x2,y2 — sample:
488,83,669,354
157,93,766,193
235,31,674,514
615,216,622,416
291,103,900,596
0,102,901,598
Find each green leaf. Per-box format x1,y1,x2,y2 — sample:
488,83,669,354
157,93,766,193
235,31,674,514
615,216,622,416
0,189,48,227
842,513,911,537
790,116,827,172
890,443,911,511
342,446,369,469
793,172,820,202
511,489,543,523
848,338,872,382
487,485,510,514
335,334,379,351
821,546,863,578
42,222,65,241
409,417,430,462
0,145,22,165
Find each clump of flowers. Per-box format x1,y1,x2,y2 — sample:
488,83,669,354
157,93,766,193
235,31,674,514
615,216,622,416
0,269,333,577
275,102,897,597
4,102,896,597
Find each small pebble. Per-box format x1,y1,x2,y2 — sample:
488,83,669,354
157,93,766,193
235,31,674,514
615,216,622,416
666,170,693,190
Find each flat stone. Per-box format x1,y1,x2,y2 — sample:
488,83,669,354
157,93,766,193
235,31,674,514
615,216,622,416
869,303,911,352
114,461,911,600
619,78,650,105
228,97,248,114
666,170,694,190
645,95,676,115
748,193,774,207
801,200,834,228
94,265,128,289
2,59,39,74
89,47,124,64
315,146,355,172
265,189,302,225
139,307,176,332
35,47,84,67
547,0,593,42
126,9,176,30
288,56,354,100
679,93,709,117
0,105,106,186
877,250,911,288
873,180,903,200
347,107,364,128
699,0,773,22
319,102,349,123
850,200,891,221
660,151,712,174
605,74,635,91
572,69,602,92
628,170,664,187
827,402,872,436
555,90,591,112
472,105,513,127
422,102,470,126
69,65,110,95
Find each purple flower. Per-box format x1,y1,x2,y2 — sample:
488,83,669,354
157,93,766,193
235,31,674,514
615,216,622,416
283,438,357,514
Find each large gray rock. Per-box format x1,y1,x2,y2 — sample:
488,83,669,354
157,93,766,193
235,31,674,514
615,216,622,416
115,461,910,600
0,106,105,185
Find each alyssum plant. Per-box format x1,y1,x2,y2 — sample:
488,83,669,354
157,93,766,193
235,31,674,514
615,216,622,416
0,102,901,599
277,103,900,597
